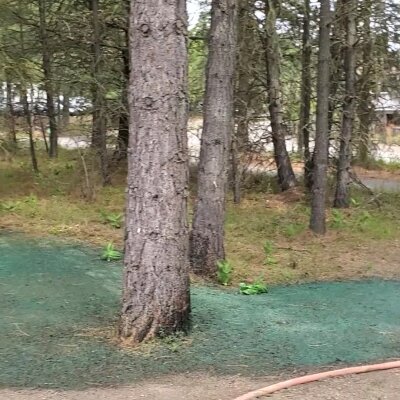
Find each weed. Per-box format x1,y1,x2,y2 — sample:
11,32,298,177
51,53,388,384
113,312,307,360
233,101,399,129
100,211,123,229
263,240,277,265
330,209,346,229
101,243,123,261
239,279,268,295
217,260,233,286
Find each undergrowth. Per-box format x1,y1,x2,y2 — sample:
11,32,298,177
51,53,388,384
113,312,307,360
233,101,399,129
1,150,400,285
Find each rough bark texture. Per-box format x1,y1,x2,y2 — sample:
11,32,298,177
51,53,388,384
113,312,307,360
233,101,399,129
38,0,58,158
298,0,312,187
190,0,238,277
119,0,190,344
310,0,331,234
89,0,110,185
334,0,356,208
264,0,297,192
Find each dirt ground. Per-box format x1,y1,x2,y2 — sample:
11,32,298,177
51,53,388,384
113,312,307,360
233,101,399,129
1,370,399,400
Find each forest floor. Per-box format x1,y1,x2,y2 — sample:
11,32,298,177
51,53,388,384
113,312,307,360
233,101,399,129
1,149,400,286
2,150,400,399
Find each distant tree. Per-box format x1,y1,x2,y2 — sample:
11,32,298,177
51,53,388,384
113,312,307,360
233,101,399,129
334,0,357,208
263,0,297,191
310,0,331,234
190,0,238,277
120,0,190,343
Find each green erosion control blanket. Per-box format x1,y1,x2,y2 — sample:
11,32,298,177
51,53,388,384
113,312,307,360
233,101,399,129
1,233,400,389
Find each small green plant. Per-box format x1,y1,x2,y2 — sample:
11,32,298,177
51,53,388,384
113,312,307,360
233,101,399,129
100,211,123,229
0,200,20,212
101,243,123,261
263,240,277,265
350,197,361,207
330,209,346,229
239,280,268,295
217,260,233,286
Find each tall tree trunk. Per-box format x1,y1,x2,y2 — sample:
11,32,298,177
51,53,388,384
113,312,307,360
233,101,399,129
357,0,373,163
310,0,331,234
20,88,39,173
119,0,190,344
334,0,357,208
116,30,130,159
38,0,58,158
264,0,297,191
232,0,252,204
298,0,312,187
189,0,238,277
89,0,110,185
6,81,17,144
328,0,345,135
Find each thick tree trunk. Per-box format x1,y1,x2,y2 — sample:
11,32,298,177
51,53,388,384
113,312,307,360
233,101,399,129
334,0,356,208
6,81,17,144
264,0,296,192
38,0,58,158
89,0,110,185
190,0,238,277
310,0,331,234
298,0,312,187
119,0,190,344
21,88,39,173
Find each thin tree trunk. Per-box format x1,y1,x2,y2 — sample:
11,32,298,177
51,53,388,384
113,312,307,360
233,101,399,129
190,0,238,277
334,0,357,208
6,81,17,144
116,30,130,159
357,0,373,163
119,0,190,344
38,0,58,158
21,88,39,173
232,0,251,204
264,0,297,191
62,93,70,128
298,0,312,187
89,0,110,185
310,0,331,234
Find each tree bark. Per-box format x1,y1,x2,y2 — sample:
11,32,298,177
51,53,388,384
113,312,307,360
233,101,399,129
38,0,58,158
298,0,312,187
62,93,70,128
309,0,331,234
264,0,297,192
334,0,357,208
190,0,238,277
89,0,110,185
119,0,190,344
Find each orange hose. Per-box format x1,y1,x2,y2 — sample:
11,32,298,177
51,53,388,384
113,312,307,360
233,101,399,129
233,361,400,400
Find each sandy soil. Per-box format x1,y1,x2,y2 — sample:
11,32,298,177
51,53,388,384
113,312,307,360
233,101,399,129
1,370,400,400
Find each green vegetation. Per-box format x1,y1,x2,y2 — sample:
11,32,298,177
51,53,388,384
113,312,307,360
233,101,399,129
1,151,400,285
217,259,233,286
101,242,122,262
239,280,268,295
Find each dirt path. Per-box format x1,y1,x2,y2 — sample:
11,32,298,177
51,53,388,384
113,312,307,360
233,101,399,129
1,370,399,400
